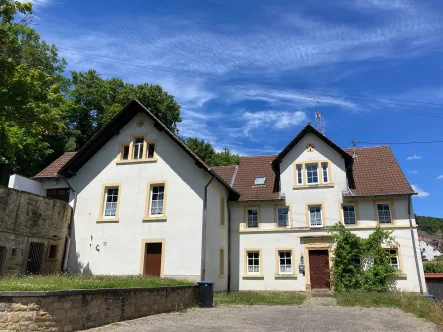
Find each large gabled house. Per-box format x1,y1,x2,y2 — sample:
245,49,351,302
11,99,426,292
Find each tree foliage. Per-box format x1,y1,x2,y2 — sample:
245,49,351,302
416,215,443,235
423,261,443,273
184,137,240,167
329,223,398,293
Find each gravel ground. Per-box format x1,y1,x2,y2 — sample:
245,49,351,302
88,305,439,332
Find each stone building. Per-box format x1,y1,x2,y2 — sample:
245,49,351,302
0,186,72,275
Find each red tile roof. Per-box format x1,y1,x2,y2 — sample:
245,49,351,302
425,273,443,279
211,166,237,186
344,146,414,197
33,152,77,178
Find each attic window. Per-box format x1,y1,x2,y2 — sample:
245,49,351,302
255,176,266,185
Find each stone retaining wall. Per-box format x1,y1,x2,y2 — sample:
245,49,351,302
0,285,199,331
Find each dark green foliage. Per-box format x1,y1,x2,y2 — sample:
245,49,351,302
329,223,398,293
423,261,443,273
416,215,443,234
184,138,240,167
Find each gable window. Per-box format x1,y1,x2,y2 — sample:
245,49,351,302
343,204,356,225
278,251,292,274
147,143,156,159
122,144,130,160
246,208,259,228
308,205,322,227
385,249,399,270
296,165,303,185
255,176,266,185
277,207,290,227
377,203,392,223
322,162,329,183
133,137,144,160
306,164,319,184
247,251,260,274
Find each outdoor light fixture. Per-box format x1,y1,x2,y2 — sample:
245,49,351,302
298,255,305,276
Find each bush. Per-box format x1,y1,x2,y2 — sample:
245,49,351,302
329,223,398,292
424,262,443,273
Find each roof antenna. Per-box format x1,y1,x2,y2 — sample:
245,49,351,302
352,140,356,158
314,101,324,134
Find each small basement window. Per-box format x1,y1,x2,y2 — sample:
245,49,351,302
255,176,266,185
11,248,17,257
48,245,58,260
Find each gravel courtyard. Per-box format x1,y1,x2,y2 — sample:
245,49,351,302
89,304,439,332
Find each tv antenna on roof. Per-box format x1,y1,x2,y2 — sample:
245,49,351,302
314,100,324,134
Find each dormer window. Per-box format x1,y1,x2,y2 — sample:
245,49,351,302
255,176,265,185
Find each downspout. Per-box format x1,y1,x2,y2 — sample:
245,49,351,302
61,176,77,272
227,203,232,292
200,175,215,280
408,194,424,294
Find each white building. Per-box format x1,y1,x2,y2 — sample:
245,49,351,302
11,99,426,292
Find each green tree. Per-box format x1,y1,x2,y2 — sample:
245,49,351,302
184,137,215,164
210,147,240,166
0,0,67,177
65,70,182,149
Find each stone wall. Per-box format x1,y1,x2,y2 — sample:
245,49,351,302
0,285,199,331
0,186,72,275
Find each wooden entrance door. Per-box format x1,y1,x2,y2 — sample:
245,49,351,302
144,243,162,277
309,250,330,289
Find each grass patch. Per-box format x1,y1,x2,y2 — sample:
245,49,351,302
214,291,305,306
335,291,443,327
0,275,194,291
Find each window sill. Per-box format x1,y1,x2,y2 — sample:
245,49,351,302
242,274,264,279
116,158,158,164
293,183,334,190
397,273,407,278
96,218,119,223
218,274,225,278
220,224,226,229
143,216,167,222
274,274,297,278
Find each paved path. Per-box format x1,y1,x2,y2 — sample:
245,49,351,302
89,304,438,332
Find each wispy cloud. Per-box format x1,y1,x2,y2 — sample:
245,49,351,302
407,170,419,174
241,110,307,136
407,155,422,160
18,0,54,7
411,184,430,197
437,175,443,180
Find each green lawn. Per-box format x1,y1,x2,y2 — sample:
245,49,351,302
214,291,305,306
335,292,443,327
0,275,194,291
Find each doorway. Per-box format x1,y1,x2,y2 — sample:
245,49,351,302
0,246,6,276
26,242,44,275
309,250,330,289
144,242,163,277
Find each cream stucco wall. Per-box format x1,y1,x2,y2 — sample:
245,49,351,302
62,113,212,280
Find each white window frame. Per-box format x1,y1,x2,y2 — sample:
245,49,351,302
150,185,165,217
277,207,290,228
255,176,266,185
246,208,259,228
322,162,329,183
377,203,392,224
278,250,292,274
103,187,119,218
342,204,356,225
308,205,323,227
246,251,261,274
306,164,319,184
133,137,144,160
385,249,399,270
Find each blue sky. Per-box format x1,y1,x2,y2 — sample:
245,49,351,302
28,0,443,216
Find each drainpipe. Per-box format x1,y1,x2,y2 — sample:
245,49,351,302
61,176,77,272
227,204,232,292
200,175,215,280
408,194,424,294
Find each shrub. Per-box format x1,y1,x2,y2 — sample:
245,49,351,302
423,262,443,273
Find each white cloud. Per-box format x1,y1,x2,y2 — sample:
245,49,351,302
437,175,443,180
18,0,54,7
241,110,307,136
407,170,418,174
407,155,422,160
411,184,430,198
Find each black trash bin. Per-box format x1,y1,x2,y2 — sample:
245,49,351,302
197,280,214,307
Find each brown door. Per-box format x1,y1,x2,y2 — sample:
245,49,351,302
309,250,330,289
144,243,162,277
